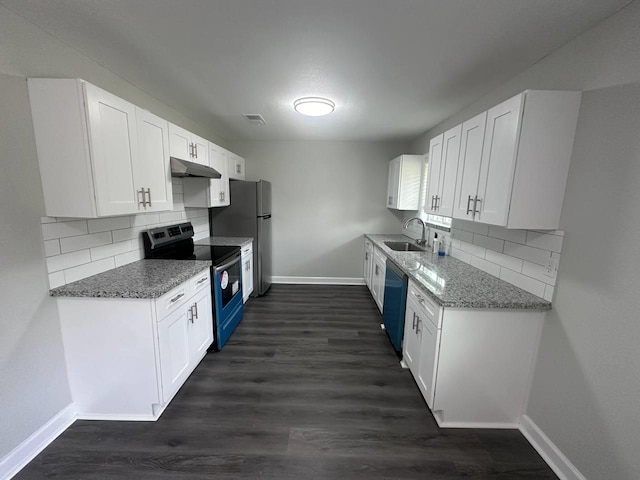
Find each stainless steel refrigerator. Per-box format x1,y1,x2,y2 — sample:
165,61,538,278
209,180,272,296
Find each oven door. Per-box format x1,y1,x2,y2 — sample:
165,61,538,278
213,254,244,350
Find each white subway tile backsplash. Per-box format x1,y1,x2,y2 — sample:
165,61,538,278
454,219,489,236
159,212,183,223
114,249,143,268
46,249,91,273
112,226,148,243
87,216,130,233
41,216,57,224
130,213,161,228
451,228,473,244
48,271,66,289
43,239,61,257
499,268,546,298
472,234,504,253
544,285,555,302
503,241,551,266
469,256,501,277
485,250,523,272
522,260,557,286
185,208,209,219
193,230,210,242
459,241,486,258
90,240,133,261
450,247,472,264
41,220,88,240
487,225,527,244
64,257,115,284
60,231,112,253
526,231,564,253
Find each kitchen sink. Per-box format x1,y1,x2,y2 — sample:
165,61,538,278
384,241,425,252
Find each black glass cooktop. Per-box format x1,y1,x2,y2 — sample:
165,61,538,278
192,244,239,265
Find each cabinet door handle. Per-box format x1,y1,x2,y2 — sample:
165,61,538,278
137,189,146,209
415,317,422,334
145,188,152,207
196,276,208,285
412,312,417,330
187,306,193,323
170,293,184,303
473,196,481,217
466,195,473,215
193,302,198,319
236,164,241,174
375,265,379,275
365,253,369,261
388,196,393,205
194,145,198,159
435,195,440,210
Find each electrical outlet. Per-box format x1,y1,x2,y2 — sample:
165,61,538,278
545,257,557,277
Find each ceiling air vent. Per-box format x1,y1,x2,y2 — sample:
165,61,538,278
243,114,266,126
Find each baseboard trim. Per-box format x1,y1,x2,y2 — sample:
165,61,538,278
76,413,158,421
272,276,365,285
519,415,586,480
0,403,77,480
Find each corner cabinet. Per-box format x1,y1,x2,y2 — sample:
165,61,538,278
57,270,213,421
387,155,423,210
451,90,581,230
241,242,254,303
28,78,173,218
402,280,544,428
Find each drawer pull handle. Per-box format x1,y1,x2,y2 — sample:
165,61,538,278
196,277,208,285
169,293,185,304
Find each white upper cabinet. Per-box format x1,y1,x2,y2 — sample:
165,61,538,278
424,125,461,217
168,123,209,167
387,155,423,210
135,108,173,213
183,141,231,208
452,90,581,230
27,78,173,218
228,152,246,180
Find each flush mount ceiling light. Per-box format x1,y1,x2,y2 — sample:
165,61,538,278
293,97,335,117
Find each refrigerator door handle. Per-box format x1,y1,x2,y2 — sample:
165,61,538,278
259,214,272,219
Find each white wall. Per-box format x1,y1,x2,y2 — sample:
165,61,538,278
0,5,224,462
409,2,640,478
228,140,408,279
0,74,72,459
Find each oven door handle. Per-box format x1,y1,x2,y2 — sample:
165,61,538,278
215,254,242,273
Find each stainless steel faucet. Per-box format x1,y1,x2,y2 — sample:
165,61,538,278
403,217,428,246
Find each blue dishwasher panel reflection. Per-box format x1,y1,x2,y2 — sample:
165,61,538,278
382,259,408,351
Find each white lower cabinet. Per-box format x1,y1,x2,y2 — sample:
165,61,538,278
241,242,254,302
371,247,386,313
402,280,544,428
363,238,374,289
58,270,213,421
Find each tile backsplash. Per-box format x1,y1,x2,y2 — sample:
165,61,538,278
404,218,563,301
41,178,210,289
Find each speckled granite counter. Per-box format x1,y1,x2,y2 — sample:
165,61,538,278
365,234,551,310
50,259,212,299
195,236,253,247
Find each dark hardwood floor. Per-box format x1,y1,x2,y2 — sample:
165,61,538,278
16,284,557,479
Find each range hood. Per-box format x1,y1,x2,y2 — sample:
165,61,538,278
170,157,221,179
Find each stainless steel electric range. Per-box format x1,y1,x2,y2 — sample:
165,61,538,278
143,222,244,351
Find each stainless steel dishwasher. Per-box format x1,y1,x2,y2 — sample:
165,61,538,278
381,259,408,351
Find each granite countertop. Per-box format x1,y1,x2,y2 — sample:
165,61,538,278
50,259,212,299
365,234,551,310
195,236,254,247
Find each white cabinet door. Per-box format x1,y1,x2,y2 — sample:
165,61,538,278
453,112,487,220
84,83,140,217
475,93,523,225
402,299,422,375
168,123,192,161
209,142,230,207
191,133,209,167
364,239,373,290
135,108,173,213
425,134,443,215
241,243,254,302
188,288,213,365
228,153,245,180
416,314,441,409
437,125,462,217
157,304,191,403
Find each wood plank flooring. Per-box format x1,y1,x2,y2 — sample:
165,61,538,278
16,284,557,479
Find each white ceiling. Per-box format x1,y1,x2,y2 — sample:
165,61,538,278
1,0,632,142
